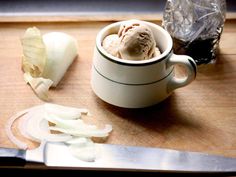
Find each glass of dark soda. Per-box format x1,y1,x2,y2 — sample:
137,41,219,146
162,0,226,65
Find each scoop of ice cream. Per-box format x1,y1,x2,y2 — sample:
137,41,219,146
154,47,161,57
118,20,157,60
102,34,120,57
101,20,161,60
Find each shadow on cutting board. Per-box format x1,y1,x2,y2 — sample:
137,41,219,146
95,92,202,135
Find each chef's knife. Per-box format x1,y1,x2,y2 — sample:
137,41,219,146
0,142,236,173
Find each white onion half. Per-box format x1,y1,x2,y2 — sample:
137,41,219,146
21,27,78,100
42,32,78,87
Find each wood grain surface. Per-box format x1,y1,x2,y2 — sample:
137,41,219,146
0,19,235,164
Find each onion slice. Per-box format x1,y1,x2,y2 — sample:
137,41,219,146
68,139,96,162
5,103,112,162
44,103,89,119
5,106,41,149
18,112,33,140
66,137,90,146
25,106,72,142
45,113,83,128
49,124,112,138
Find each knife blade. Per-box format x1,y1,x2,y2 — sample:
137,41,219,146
1,142,236,173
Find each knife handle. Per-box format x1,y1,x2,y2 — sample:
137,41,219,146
0,148,26,166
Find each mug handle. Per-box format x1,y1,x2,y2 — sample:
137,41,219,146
166,54,197,93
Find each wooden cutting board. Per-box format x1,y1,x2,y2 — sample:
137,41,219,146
0,20,236,160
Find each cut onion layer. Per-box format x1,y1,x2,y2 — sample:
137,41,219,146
44,103,89,119
66,137,91,146
25,106,72,143
18,112,33,140
49,124,112,138
5,105,41,149
5,103,112,161
68,139,96,162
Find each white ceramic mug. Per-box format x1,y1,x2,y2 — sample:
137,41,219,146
91,20,197,108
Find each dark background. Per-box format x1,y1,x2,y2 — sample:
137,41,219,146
0,0,235,15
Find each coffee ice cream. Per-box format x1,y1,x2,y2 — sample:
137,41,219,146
102,20,161,61
118,21,156,60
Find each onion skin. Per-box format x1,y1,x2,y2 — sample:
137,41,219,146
24,73,53,101
21,27,46,77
